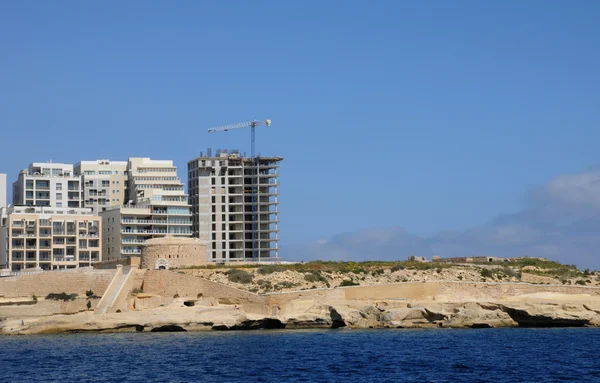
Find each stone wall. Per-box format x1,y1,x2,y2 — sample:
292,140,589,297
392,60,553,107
140,236,207,270
0,298,100,318
0,269,115,298
93,257,141,270
141,270,267,314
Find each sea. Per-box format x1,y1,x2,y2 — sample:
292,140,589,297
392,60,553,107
1,328,599,383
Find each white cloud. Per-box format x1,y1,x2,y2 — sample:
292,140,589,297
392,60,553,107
285,168,600,269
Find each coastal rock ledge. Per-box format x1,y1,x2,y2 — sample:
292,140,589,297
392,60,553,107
3,294,600,335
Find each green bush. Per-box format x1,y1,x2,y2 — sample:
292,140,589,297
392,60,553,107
480,269,493,278
277,281,297,289
575,280,586,286
257,265,284,275
86,300,92,309
32,294,38,302
227,269,253,284
391,265,404,272
45,293,78,301
457,275,463,281
371,269,385,276
339,279,360,287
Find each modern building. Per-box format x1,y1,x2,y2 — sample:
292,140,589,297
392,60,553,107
100,158,192,260
0,205,102,271
12,163,83,208
0,173,6,209
74,160,128,214
187,149,282,262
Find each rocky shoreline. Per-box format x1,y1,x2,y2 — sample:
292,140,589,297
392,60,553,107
3,292,600,335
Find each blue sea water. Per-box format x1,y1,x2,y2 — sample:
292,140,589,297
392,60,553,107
0,328,599,382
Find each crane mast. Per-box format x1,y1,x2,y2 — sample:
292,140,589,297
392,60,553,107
208,119,272,261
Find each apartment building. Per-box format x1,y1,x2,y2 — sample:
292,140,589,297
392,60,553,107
12,163,83,208
0,173,6,209
100,158,192,260
187,149,282,262
0,206,101,271
74,160,128,214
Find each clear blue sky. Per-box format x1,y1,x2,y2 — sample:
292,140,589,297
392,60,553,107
1,1,599,254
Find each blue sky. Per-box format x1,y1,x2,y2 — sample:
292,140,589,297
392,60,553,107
1,1,599,267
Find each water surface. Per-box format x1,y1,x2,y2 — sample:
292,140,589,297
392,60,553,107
1,328,598,382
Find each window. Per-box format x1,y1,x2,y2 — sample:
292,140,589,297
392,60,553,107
222,242,226,249
222,223,225,230
56,183,62,191
222,214,225,221
212,196,215,203
56,193,62,200
212,233,216,240
56,202,63,207
221,196,225,203
212,223,216,231
212,214,215,222
222,233,225,240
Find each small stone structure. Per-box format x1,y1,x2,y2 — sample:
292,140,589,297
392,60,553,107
140,235,207,270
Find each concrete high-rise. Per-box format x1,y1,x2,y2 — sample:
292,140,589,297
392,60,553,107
100,158,192,260
12,163,82,208
74,160,128,214
187,149,282,262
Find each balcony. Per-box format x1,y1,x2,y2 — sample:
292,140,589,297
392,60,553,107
121,229,168,235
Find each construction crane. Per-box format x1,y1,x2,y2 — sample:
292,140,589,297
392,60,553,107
207,119,272,261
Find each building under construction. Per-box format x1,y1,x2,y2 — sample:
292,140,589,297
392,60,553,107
187,149,282,262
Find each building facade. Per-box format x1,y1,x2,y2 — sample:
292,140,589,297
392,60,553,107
12,163,83,208
0,206,102,271
187,149,282,262
100,158,192,260
74,160,128,214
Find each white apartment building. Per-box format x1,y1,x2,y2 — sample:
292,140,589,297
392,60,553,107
0,206,102,271
100,158,192,260
74,160,128,214
12,163,83,208
0,173,6,209
187,149,282,262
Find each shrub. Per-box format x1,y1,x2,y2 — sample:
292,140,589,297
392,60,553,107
277,281,297,289
339,280,359,287
32,294,38,302
257,265,283,275
371,269,385,277
226,269,253,284
86,300,92,309
480,269,493,278
304,271,326,283
575,280,586,286
391,265,404,272
45,293,78,301
85,290,94,298
131,288,143,294
436,268,443,274
457,275,463,281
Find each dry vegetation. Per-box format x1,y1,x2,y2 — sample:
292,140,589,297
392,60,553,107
177,259,599,294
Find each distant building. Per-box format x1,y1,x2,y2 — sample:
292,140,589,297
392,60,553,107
187,149,282,262
0,205,101,271
74,160,128,214
100,158,192,260
408,256,427,262
12,163,83,208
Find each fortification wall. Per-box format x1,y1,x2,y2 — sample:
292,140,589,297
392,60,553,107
0,269,115,298
140,237,207,270
141,270,267,313
0,298,100,318
93,257,141,270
